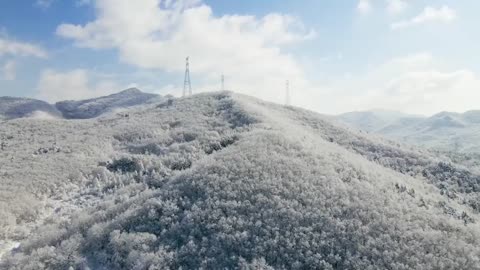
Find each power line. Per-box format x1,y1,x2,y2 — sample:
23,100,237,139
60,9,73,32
183,57,192,97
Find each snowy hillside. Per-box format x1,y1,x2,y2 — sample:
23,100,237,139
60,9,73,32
1,92,480,269
55,88,160,119
337,110,480,153
0,97,61,120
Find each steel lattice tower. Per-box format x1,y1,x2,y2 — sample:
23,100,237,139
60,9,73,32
183,57,192,97
285,80,290,106
221,74,225,91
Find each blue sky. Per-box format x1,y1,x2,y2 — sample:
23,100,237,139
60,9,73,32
0,0,479,115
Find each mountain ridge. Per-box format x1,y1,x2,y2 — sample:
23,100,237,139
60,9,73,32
0,96,62,120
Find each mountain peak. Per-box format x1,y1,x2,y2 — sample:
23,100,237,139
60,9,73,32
117,87,143,95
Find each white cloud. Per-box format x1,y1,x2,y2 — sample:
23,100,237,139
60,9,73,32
35,0,55,9
1,60,16,80
357,0,372,14
358,0,407,15
0,35,46,83
36,69,120,102
56,0,315,102
391,5,456,30
75,0,92,6
0,37,47,58
387,0,408,15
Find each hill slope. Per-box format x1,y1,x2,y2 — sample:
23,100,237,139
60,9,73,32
55,88,159,119
1,92,480,269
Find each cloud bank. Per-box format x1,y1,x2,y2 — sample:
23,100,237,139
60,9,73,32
50,1,475,115
56,0,315,101
0,37,47,58
324,53,480,115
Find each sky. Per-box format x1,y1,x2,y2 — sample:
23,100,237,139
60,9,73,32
0,0,479,115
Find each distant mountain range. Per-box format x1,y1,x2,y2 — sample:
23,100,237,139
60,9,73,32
0,88,161,120
0,97,62,120
55,88,160,119
337,110,480,153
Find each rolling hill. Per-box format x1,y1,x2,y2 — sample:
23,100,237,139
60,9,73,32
0,92,479,269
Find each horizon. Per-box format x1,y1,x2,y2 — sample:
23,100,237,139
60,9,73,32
1,1,479,115
3,86,480,118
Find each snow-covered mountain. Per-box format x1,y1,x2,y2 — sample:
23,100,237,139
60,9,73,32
1,88,161,121
0,97,61,120
337,110,422,132
1,92,479,269
337,110,480,153
55,88,160,119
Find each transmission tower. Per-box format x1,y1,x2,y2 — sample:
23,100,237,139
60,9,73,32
285,80,291,106
183,57,192,97
221,74,225,91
